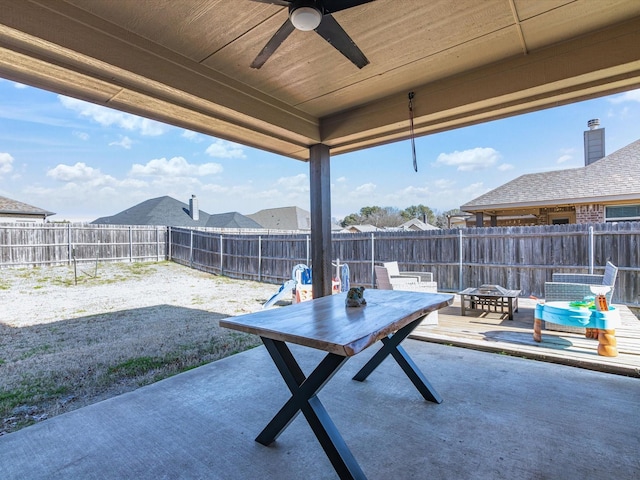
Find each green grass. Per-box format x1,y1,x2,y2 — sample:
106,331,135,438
107,356,168,377
0,379,70,413
20,344,53,360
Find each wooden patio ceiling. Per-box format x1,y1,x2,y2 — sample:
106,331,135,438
1,0,640,162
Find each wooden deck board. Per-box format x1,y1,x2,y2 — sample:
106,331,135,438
411,297,640,378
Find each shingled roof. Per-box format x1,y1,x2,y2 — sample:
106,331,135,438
91,196,260,228
461,139,640,211
0,195,55,218
247,206,311,230
92,196,206,227
206,212,262,229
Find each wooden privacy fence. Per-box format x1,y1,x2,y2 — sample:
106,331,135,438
0,223,167,266
169,223,640,306
2,222,639,306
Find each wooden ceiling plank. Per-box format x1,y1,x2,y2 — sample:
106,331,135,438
321,16,640,149
0,0,319,141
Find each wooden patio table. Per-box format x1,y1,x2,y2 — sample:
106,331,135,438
220,289,454,480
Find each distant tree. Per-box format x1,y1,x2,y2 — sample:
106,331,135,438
435,208,465,229
401,204,436,225
340,213,362,227
340,206,404,228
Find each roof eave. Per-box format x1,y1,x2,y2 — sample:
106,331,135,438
461,193,640,212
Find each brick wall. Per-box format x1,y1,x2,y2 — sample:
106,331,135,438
576,204,605,223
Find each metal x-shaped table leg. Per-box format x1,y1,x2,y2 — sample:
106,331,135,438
256,337,368,480
352,316,443,404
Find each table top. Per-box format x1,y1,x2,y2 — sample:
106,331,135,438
220,290,453,357
459,285,520,297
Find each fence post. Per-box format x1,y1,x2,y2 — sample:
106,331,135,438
459,230,464,291
588,226,594,274
129,226,133,262
371,232,376,288
220,234,224,275
258,235,262,282
167,226,172,261
67,223,72,265
306,235,310,266
189,230,194,268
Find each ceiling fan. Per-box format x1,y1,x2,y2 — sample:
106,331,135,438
249,0,375,69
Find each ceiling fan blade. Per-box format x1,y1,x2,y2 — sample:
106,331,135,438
314,14,369,69
321,0,376,14
251,19,296,69
248,0,291,6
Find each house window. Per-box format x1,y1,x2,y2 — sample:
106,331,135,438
606,205,640,222
547,210,575,225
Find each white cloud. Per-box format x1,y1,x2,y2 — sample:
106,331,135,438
556,147,576,164
497,163,514,171
351,183,376,197
13,82,28,89
205,139,246,159
435,147,501,171
47,162,116,186
276,174,308,193
433,178,455,190
382,185,430,206
73,131,90,141
0,152,14,175
182,130,203,142
129,156,223,177
461,182,488,200
608,88,640,104
109,136,133,149
58,96,167,136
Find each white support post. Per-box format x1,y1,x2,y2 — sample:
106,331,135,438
459,230,464,291
589,226,594,274
371,233,376,288
258,235,262,282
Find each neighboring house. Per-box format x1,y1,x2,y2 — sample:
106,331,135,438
0,195,55,223
340,224,380,233
341,219,438,234
247,206,311,231
206,212,262,229
397,218,439,231
92,195,261,229
461,121,640,226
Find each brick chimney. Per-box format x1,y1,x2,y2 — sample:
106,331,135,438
584,119,605,166
189,194,199,221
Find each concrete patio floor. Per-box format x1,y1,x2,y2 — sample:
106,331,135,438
1,339,638,479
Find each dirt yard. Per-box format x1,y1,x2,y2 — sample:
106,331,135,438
0,261,284,435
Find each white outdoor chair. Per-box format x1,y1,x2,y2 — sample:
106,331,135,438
382,261,437,291
374,265,438,324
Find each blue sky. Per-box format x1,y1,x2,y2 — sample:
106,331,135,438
1,78,639,222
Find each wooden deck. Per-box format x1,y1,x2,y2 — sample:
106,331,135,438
411,296,640,378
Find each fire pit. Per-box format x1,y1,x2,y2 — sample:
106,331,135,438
458,284,521,320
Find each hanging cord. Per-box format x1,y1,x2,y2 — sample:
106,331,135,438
408,91,418,172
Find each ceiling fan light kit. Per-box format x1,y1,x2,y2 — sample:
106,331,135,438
289,4,322,31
